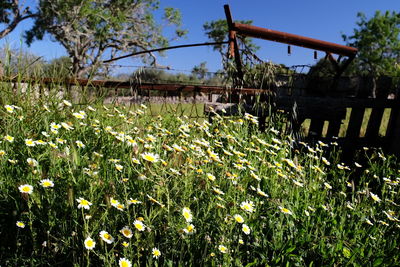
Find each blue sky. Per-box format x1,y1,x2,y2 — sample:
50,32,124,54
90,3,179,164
1,0,399,75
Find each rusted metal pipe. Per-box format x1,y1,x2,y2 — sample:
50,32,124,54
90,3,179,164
224,5,244,81
232,22,357,57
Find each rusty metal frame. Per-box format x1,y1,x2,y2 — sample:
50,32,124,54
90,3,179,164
224,4,357,78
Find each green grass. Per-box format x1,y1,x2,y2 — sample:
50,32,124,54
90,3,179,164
0,80,399,266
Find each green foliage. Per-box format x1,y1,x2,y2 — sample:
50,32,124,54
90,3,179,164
42,56,72,78
343,11,400,77
25,0,186,78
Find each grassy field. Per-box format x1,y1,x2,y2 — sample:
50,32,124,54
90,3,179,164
0,83,399,266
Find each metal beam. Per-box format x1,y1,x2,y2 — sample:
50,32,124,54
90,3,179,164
224,4,244,81
232,22,357,57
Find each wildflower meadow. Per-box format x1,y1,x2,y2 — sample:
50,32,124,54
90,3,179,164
0,86,399,266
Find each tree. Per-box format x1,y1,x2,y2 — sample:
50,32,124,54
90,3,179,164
342,11,400,78
0,0,36,39
25,0,187,78
191,62,208,80
42,56,72,78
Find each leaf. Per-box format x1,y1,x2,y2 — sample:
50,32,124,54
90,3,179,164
373,258,383,267
245,259,259,267
286,246,296,253
343,247,351,258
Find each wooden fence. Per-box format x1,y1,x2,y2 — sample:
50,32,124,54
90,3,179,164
272,75,400,155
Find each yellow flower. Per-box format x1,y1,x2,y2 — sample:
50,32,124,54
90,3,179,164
18,184,33,194
119,258,132,267
127,198,142,206
233,214,244,223
99,230,114,244
240,201,254,213
152,247,161,259
147,194,165,207
279,206,293,215
4,135,14,142
76,197,92,210
133,220,146,231
87,105,96,111
324,182,332,190
126,138,137,146
218,245,228,254
61,122,74,130
365,218,374,226
115,164,123,172
40,179,54,188
75,140,85,148
84,237,96,250
115,203,125,211
35,139,46,145
120,226,133,238
5,105,15,113
25,139,36,147
72,111,86,119
182,207,193,223
242,224,251,235
250,171,261,181
292,179,304,187
206,173,216,181
383,211,400,222
141,152,159,163
27,158,38,167
0,150,5,157
183,224,196,234
16,221,25,228
378,220,389,226
131,157,140,164
172,144,185,152
212,187,225,195
321,157,331,165
63,100,72,107
257,188,269,197
370,192,381,203
122,242,129,247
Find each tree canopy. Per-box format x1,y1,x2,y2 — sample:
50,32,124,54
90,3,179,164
25,0,187,77
343,11,400,77
0,0,36,39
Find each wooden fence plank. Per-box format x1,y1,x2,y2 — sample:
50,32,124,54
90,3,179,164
386,107,400,155
326,120,342,138
365,108,385,138
308,119,325,138
346,108,365,138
